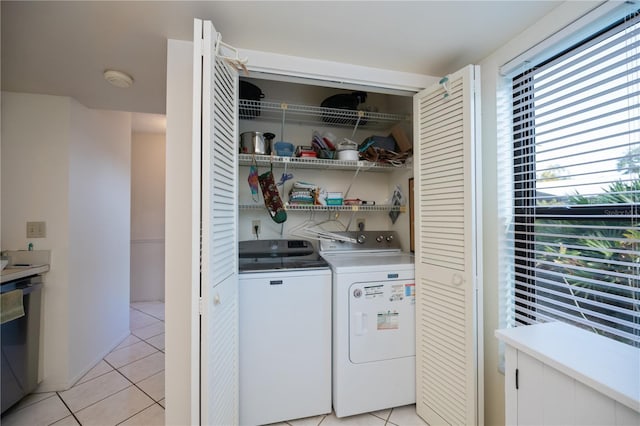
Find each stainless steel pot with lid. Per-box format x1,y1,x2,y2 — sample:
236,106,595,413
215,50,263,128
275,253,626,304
240,131,272,154
336,138,359,161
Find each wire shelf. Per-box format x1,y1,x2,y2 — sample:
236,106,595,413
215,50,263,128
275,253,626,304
239,203,406,212
238,154,409,172
239,99,410,130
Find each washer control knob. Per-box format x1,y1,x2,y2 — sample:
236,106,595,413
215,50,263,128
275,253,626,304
386,234,395,242
376,235,384,242
357,234,367,244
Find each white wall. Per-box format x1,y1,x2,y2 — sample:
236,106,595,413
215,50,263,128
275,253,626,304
1,92,72,388
131,132,166,302
1,92,131,391
478,2,601,425
165,38,199,425
67,100,131,385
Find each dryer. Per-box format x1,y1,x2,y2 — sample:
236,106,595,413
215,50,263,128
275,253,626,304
320,231,415,418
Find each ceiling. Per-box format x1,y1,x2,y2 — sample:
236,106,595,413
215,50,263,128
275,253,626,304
2,1,567,116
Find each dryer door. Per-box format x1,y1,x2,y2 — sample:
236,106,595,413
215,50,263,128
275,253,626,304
349,280,415,364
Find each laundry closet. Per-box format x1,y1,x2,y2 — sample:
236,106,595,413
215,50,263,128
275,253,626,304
236,76,418,425
193,19,482,426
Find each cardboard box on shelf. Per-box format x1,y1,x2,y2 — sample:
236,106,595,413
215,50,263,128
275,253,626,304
389,124,412,153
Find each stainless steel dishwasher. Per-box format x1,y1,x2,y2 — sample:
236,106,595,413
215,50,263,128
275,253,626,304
1,274,44,414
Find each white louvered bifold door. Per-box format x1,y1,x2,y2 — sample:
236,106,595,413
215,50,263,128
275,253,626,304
414,65,483,426
195,19,239,426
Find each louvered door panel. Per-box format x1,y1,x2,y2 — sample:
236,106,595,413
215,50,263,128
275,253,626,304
207,276,238,424
196,19,239,426
420,278,468,425
209,57,237,284
414,65,482,426
419,77,465,272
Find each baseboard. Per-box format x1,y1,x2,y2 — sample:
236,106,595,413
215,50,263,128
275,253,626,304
36,329,132,392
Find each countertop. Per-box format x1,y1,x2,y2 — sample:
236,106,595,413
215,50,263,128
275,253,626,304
1,264,50,283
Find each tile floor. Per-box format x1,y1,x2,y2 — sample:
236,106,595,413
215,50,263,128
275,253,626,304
1,301,427,426
1,302,166,426
269,405,428,426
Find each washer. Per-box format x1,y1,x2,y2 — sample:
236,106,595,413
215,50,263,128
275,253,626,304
239,239,332,426
320,231,415,418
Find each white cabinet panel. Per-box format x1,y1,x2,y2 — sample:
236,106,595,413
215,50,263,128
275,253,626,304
516,351,544,426
574,380,616,426
505,345,518,426
616,402,640,426
541,361,574,426
498,323,640,426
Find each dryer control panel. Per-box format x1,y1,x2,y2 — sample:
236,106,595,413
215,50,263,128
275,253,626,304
319,231,402,252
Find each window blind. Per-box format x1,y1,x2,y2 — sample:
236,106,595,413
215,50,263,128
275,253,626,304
510,11,640,347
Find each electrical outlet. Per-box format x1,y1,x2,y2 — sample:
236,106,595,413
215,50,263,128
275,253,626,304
252,220,261,236
356,218,365,231
26,221,46,238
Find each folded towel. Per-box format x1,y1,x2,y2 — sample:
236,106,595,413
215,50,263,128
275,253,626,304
1,289,25,324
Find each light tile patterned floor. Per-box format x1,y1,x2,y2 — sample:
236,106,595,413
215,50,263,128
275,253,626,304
269,404,427,426
1,302,166,426
1,301,427,426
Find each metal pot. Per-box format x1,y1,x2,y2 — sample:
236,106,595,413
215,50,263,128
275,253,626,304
263,133,276,153
336,138,359,161
240,131,269,154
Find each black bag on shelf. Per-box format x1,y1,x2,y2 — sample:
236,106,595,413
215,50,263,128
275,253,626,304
320,91,367,125
240,81,264,118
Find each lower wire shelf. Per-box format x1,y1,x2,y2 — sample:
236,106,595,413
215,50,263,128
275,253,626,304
239,203,406,213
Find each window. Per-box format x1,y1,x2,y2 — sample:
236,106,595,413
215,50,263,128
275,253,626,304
511,11,640,347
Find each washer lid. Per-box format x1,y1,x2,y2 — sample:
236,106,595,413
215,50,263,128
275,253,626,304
239,239,315,258
239,239,330,272
239,255,329,273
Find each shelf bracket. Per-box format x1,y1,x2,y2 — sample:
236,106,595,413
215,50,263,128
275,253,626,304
280,103,288,142
351,111,365,138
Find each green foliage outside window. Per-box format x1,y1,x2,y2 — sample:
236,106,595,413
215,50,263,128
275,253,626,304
534,179,639,346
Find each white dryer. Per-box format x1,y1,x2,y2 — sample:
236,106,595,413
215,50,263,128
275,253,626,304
320,231,415,418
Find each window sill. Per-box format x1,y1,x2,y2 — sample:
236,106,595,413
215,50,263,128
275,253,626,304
495,322,640,413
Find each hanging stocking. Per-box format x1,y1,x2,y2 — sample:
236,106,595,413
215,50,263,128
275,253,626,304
258,164,287,224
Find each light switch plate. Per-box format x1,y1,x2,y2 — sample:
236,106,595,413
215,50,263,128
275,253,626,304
26,221,46,238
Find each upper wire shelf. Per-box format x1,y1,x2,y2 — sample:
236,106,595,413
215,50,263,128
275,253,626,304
239,99,410,130
238,154,409,172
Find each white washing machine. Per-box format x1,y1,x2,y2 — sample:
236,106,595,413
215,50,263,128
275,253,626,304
239,239,332,426
320,231,415,418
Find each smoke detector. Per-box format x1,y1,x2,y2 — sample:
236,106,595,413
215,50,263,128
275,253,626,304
103,69,134,88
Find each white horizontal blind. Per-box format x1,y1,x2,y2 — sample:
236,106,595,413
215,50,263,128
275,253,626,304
510,11,640,348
